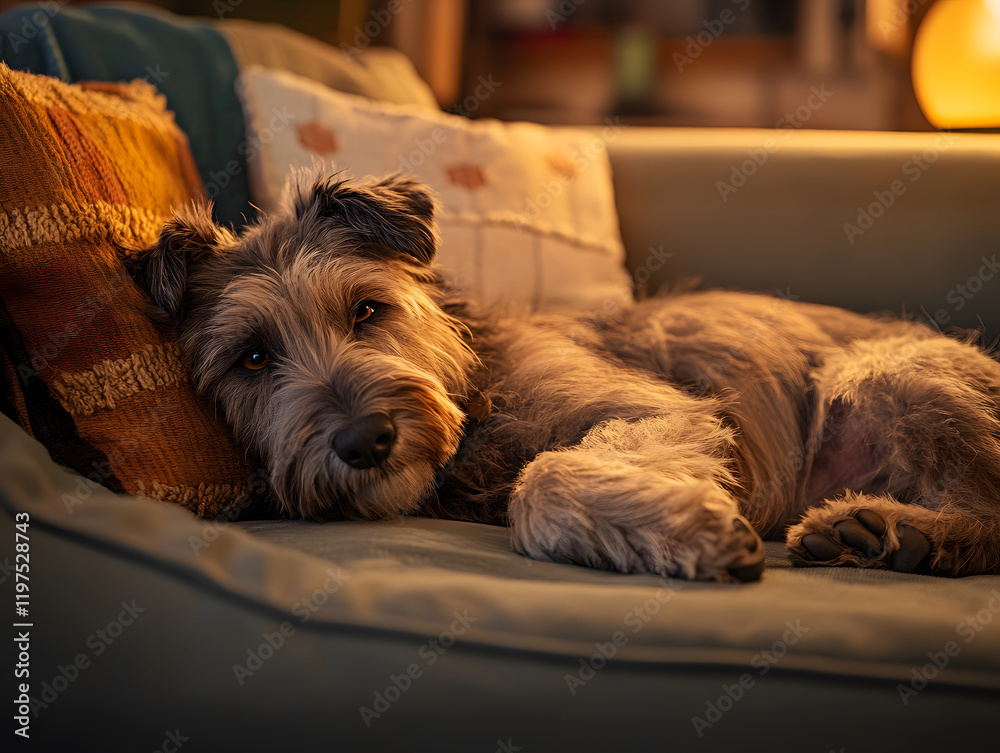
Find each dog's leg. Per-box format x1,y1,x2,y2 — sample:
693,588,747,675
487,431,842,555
507,415,766,582
789,335,1000,576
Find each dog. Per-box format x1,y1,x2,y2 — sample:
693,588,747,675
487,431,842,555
128,171,1000,582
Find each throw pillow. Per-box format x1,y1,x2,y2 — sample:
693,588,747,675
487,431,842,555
236,65,633,313
0,64,256,518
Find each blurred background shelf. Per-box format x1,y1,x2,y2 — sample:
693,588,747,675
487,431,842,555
12,0,942,131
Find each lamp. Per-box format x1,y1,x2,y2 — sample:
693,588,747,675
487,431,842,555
912,0,1000,129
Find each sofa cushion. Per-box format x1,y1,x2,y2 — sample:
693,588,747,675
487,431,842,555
3,411,998,749
237,65,633,312
0,64,254,517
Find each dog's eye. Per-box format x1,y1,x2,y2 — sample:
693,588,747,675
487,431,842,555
354,301,379,326
241,350,269,371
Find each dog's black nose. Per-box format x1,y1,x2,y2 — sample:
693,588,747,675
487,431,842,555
334,413,396,469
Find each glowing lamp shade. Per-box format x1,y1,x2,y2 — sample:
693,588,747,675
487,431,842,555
912,0,1000,128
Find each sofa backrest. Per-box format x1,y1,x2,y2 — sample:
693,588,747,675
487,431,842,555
608,127,1000,333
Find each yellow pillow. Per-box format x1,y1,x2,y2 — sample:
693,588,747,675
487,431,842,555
0,64,255,517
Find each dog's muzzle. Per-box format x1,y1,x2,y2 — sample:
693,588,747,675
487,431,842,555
333,412,397,469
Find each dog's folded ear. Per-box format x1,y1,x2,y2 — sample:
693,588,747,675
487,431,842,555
296,173,439,264
127,202,229,323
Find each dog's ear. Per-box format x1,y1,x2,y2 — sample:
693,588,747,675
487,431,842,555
296,173,438,264
128,202,228,323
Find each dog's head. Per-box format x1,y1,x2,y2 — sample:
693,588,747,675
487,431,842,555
129,173,475,520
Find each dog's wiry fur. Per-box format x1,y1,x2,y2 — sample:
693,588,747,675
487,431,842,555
130,172,1000,581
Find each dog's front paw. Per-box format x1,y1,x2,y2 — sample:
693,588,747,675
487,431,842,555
787,496,935,574
508,451,765,582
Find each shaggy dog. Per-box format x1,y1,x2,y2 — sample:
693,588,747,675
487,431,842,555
129,172,1000,582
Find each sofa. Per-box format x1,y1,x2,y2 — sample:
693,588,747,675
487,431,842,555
2,4,999,751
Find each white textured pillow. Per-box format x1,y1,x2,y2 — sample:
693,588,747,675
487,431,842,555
236,66,633,313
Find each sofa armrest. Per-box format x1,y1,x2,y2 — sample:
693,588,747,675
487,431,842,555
606,127,1000,333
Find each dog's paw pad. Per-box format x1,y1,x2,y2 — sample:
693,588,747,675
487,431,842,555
888,524,932,573
800,532,842,561
834,517,882,558
793,507,935,574
854,509,887,537
725,517,765,582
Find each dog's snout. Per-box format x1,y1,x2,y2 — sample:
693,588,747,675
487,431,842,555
334,412,396,469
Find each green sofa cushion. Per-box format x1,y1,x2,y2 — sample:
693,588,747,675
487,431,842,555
2,412,998,749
